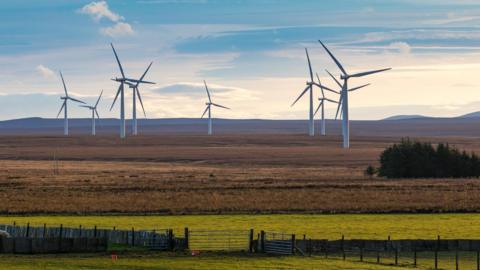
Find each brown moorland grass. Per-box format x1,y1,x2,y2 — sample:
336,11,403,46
1,134,480,214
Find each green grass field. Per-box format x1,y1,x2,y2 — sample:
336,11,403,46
2,213,480,239
0,251,477,270
2,214,480,269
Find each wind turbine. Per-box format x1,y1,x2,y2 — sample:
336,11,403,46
319,41,391,148
79,90,103,136
201,80,230,135
109,43,154,139
124,62,154,136
314,73,339,136
56,71,85,136
291,48,316,136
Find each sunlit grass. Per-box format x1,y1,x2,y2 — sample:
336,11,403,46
2,213,480,239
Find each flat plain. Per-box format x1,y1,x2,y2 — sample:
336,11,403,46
1,133,480,214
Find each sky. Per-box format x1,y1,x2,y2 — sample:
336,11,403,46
1,0,480,120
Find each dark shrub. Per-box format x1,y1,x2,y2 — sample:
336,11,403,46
377,138,480,178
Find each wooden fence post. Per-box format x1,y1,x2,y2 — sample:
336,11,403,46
435,235,440,270
455,249,459,270
43,223,47,238
413,246,417,267
377,250,380,264
360,247,363,262
291,234,296,255
342,235,345,260
249,229,254,253
131,227,135,247
477,250,479,270
260,231,265,253
25,223,30,238
395,248,398,265
184,227,189,250
94,225,97,238
79,225,82,237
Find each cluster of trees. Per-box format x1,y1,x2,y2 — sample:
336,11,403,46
366,139,480,178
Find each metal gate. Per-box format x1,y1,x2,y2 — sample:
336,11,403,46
189,230,252,251
264,231,293,255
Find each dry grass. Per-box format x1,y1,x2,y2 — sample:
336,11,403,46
1,134,480,214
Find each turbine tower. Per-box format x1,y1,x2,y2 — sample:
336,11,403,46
56,71,85,136
79,90,103,136
109,43,153,138
291,48,316,136
314,73,339,136
201,80,230,135
319,41,391,148
124,62,154,136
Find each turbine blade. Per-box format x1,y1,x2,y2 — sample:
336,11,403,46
318,40,347,76
335,93,343,120
204,80,212,103
326,69,342,88
94,90,103,108
136,87,146,117
314,100,323,116
56,101,65,118
316,72,325,98
211,103,230,110
79,105,91,108
324,98,339,103
59,71,68,96
125,78,155,84
110,43,125,79
110,84,122,111
305,48,313,82
136,62,153,87
348,83,371,92
349,68,391,78
95,109,100,120
201,106,209,118
68,97,86,104
291,85,309,107
319,84,340,94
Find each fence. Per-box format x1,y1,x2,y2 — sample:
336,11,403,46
1,224,171,249
4,222,480,269
187,228,253,252
0,237,107,254
261,231,294,255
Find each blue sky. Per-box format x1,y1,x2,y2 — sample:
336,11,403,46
2,0,480,120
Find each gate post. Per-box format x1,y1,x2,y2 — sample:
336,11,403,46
249,229,254,253
260,231,265,252
184,228,189,250
291,234,296,254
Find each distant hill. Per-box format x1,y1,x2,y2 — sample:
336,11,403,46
382,115,428,121
459,111,480,118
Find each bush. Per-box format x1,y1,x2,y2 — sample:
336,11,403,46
364,165,377,178
377,138,480,178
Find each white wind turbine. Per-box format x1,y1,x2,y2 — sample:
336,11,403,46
124,62,154,136
314,73,339,136
109,43,154,139
291,48,316,136
319,41,391,148
201,80,230,135
79,90,103,136
56,71,85,136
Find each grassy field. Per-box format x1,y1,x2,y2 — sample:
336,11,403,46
0,251,478,270
2,134,480,215
2,213,480,239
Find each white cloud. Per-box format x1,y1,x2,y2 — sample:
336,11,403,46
388,42,411,54
79,1,123,22
100,22,134,37
36,65,56,79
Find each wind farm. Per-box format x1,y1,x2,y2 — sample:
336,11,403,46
3,1,480,270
